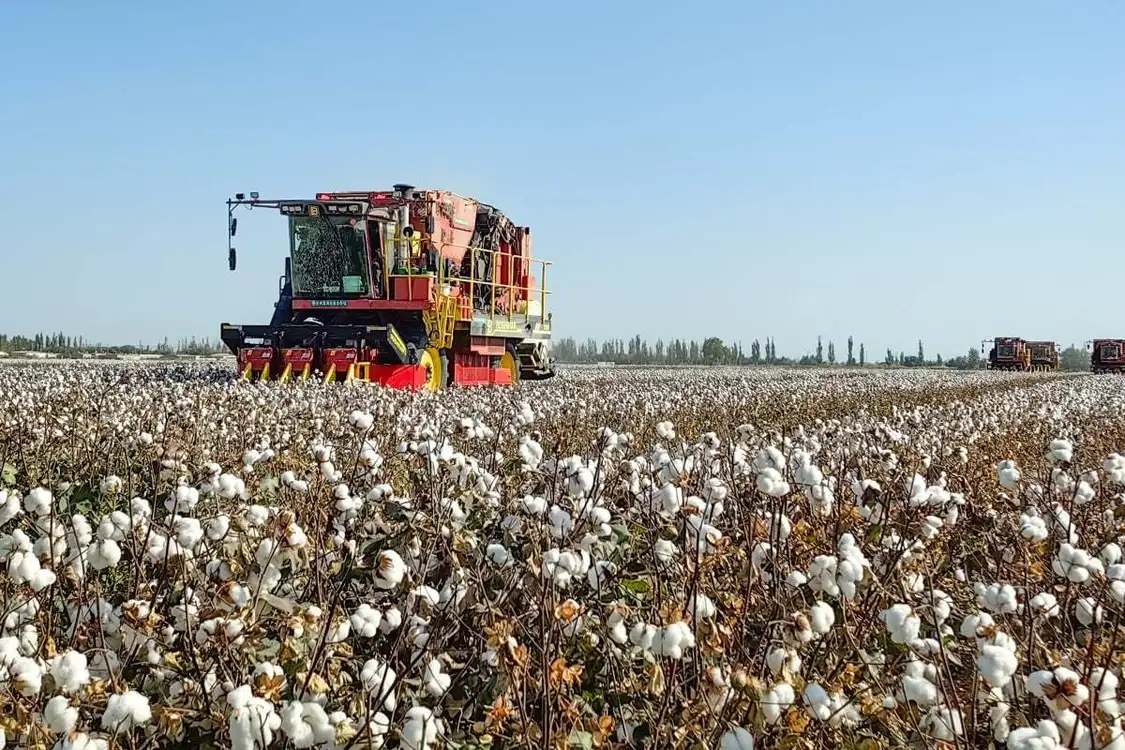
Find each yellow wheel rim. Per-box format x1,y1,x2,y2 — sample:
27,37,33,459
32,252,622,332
418,347,443,392
499,350,519,383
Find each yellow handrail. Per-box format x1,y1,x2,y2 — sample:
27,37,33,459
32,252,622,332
380,227,552,325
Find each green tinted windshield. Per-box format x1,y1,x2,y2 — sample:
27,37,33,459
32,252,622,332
289,216,369,295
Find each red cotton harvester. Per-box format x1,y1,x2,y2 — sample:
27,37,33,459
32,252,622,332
1089,339,1125,374
983,337,1032,371
1026,341,1060,371
220,185,555,391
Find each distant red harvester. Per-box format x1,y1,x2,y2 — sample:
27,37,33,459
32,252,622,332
220,185,555,390
1090,339,1125,374
1026,341,1060,371
983,337,1032,371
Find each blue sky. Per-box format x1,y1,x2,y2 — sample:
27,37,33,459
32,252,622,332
1,1,1122,359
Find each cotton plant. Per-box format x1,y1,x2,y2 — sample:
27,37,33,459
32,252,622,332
2,362,1125,748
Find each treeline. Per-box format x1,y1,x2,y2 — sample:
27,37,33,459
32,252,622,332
0,332,225,356
556,335,995,371
554,335,883,366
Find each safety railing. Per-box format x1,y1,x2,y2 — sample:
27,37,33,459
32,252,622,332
380,227,551,327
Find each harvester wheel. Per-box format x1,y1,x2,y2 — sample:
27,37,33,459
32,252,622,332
417,346,448,392
500,343,520,384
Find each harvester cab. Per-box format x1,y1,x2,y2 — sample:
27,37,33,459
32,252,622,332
1088,339,1125,374
220,186,556,390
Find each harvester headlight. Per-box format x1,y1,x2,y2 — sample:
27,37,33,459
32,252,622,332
323,202,364,215
280,203,306,216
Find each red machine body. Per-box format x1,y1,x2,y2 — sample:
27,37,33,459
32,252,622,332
1091,339,1125,374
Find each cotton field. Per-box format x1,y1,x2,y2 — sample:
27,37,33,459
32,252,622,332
3,363,1125,749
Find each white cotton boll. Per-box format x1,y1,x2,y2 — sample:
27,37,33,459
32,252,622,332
960,611,995,639
88,539,121,571
767,646,801,677
1076,596,1103,626
217,473,246,500
0,490,20,525
720,727,756,750
974,582,1018,614
920,515,944,540
809,601,835,635
423,658,451,697
1020,513,1049,543
1005,720,1061,750
902,662,939,705
520,495,547,516
756,467,791,497
807,555,839,597
587,560,616,589
228,684,282,750
978,642,1020,687
1052,543,1103,583
24,487,53,516
803,682,832,721
101,690,152,734
401,706,442,750
279,701,334,749
1029,592,1061,618
206,514,230,541
606,610,629,645
1100,543,1123,568
653,539,678,566
1047,438,1073,464
1089,667,1121,719
655,484,684,516
1074,481,1096,505
547,505,574,538
360,660,397,712
165,485,200,514
629,622,657,653
880,604,920,644
9,656,42,695
51,650,91,694
923,706,965,741
690,593,716,621
1027,668,1090,711
374,550,407,589
173,516,204,550
658,621,696,659
485,543,512,567
45,695,78,734
760,683,796,724
997,461,1021,490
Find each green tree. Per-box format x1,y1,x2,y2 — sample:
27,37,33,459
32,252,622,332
827,341,836,364
859,343,865,366
701,337,728,365
1059,345,1089,372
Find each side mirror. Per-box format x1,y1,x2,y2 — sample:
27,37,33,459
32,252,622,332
229,247,237,271
229,217,238,237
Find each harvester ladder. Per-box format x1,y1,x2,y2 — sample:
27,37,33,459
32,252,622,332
423,290,458,350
